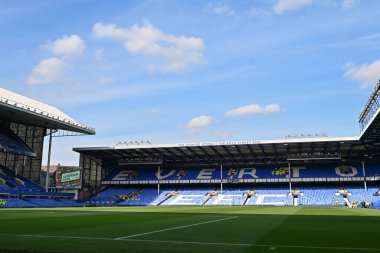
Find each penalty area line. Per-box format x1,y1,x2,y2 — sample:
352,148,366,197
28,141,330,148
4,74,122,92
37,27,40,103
114,215,239,240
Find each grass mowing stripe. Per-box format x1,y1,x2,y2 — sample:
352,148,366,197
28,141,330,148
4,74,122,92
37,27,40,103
0,233,250,247
1,234,380,251
124,239,380,251
114,215,239,240
1,207,380,253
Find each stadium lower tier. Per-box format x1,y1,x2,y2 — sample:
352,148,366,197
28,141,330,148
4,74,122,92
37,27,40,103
0,197,81,208
0,165,74,197
85,184,380,207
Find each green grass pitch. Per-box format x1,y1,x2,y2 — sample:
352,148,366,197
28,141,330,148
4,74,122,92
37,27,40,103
0,206,379,253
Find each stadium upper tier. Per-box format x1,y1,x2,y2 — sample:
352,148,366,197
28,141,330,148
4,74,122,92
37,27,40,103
101,165,380,185
0,123,35,156
0,88,95,135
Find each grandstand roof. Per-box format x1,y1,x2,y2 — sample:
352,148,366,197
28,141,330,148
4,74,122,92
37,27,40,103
73,135,380,166
0,88,95,135
359,105,380,141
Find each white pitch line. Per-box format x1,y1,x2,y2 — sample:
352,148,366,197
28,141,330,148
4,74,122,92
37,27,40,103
0,234,114,241
1,234,380,251
114,215,239,240
0,234,112,241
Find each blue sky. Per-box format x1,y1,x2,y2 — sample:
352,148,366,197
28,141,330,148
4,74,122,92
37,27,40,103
1,0,380,165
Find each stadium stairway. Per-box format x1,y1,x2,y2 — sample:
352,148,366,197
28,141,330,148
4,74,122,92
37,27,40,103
343,197,352,208
157,194,172,206
243,196,250,205
243,186,254,206
201,187,218,205
153,188,178,206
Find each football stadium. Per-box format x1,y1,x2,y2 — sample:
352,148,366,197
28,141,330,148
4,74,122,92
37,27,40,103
1,79,380,253
1,2,380,252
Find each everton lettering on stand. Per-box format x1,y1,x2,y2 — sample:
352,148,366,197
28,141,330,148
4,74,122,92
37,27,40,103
102,165,376,184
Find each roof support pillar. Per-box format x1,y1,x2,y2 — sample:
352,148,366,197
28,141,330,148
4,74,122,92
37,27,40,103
288,162,292,194
362,160,367,192
157,165,161,195
45,129,53,192
220,160,223,195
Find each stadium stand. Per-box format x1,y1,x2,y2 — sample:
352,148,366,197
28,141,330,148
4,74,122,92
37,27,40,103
0,165,73,197
0,123,35,157
72,162,376,207
0,88,94,208
4,85,380,210
0,164,79,208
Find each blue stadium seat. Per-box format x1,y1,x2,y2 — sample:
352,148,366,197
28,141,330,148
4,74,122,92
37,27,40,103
0,124,35,157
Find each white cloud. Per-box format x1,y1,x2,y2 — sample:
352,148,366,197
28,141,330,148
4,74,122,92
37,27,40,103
185,115,213,128
27,57,67,85
93,22,204,72
97,76,113,84
27,35,86,86
344,60,380,88
273,0,313,14
45,35,85,57
207,3,235,16
225,104,281,116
